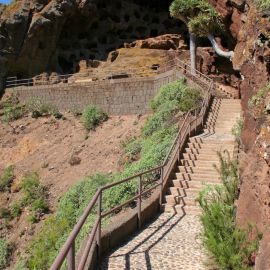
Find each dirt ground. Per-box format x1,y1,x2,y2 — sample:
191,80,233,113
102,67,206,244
0,112,148,267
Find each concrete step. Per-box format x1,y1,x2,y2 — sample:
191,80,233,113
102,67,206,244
187,142,236,150
189,138,235,144
165,195,199,206
183,153,223,160
178,166,220,173
162,204,202,215
172,179,221,188
180,159,221,167
185,147,234,154
169,187,201,197
176,172,220,181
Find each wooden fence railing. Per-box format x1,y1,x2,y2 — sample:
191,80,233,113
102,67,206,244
49,58,214,270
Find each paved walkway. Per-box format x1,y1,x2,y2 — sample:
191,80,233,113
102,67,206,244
99,213,211,270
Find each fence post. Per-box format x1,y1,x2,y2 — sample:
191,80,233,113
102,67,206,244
137,176,142,229
159,167,164,210
67,242,75,270
97,191,102,258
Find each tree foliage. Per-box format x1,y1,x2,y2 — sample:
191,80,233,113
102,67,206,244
169,0,220,36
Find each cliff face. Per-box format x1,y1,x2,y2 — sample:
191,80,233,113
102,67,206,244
213,1,270,268
0,0,185,79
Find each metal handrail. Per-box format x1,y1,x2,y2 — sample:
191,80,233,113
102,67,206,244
49,57,215,270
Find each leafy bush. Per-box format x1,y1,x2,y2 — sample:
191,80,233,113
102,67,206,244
2,106,26,122
232,118,244,143
10,203,22,219
0,238,9,269
0,94,26,122
255,0,270,10
144,79,201,136
0,208,11,219
197,152,262,269
21,172,49,221
120,137,143,165
26,98,60,118
0,166,14,192
82,105,108,131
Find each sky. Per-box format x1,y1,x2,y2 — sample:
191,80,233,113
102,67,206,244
0,0,12,4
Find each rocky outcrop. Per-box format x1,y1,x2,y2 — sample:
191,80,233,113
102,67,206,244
0,0,184,79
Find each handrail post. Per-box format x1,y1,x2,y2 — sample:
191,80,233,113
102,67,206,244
195,108,197,133
97,191,102,258
67,242,75,270
137,176,142,229
159,167,164,209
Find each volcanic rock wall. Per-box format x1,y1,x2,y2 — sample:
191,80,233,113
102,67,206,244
0,0,185,79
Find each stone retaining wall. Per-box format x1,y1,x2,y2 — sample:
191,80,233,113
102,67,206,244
5,69,184,115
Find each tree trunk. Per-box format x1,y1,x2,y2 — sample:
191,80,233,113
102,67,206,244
207,34,234,60
190,33,196,75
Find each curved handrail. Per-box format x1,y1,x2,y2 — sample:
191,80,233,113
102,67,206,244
49,56,215,270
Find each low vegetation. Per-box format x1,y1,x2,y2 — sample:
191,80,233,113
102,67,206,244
232,117,244,143
25,79,202,269
248,84,270,119
26,97,63,119
0,238,9,270
0,95,26,122
0,166,14,192
0,170,48,227
81,104,108,131
197,152,262,270
0,94,63,122
255,0,270,10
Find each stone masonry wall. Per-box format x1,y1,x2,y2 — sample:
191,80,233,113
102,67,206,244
5,69,183,115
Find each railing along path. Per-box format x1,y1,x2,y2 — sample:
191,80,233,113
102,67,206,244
48,58,214,270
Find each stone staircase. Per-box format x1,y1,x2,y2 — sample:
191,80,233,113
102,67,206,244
163,97,242,215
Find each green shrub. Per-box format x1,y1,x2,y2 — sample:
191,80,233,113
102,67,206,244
0,166,14,192
82,105,108,130
144,79,201,136
26,98,60,117
2,105,26,122
0,238,9,269
255,0,270,10
120,137,142,165
21,172,48,222
0,94,26,122
31,198,49,214
10,203,22,218
248,89,264,108
0,208,11,219
232,118,244,143
198,152,262,269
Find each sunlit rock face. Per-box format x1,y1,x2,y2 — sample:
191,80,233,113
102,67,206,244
0,0,186,78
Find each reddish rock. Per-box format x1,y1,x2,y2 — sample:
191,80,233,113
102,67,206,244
127,34,188,51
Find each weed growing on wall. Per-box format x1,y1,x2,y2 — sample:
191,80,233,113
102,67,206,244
197,152,262,269
26,79,202,269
